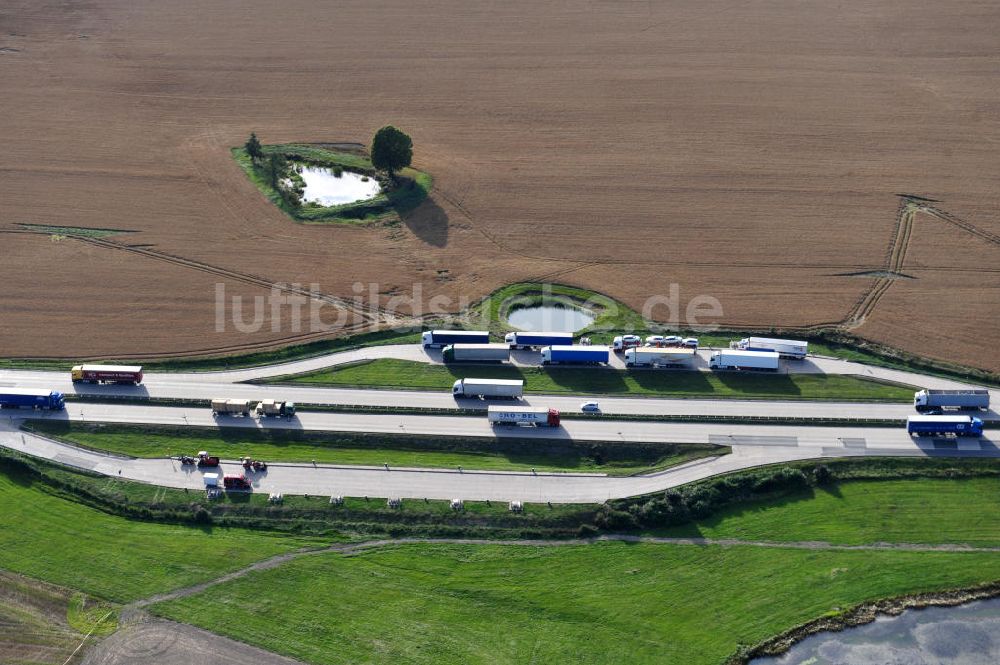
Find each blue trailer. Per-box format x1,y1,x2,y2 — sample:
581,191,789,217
540,345,610,365
504,331,574,349
422,330,490,348
0,388,66,410
906,415,983,437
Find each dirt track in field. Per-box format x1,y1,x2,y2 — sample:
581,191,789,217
1,0,997,370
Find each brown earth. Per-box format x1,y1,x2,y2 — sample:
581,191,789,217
0,0,997,370
0,570,97,665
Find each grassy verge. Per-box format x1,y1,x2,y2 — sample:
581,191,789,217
653,476,1000,547
232,143,432,224
0,463,320,602
152,541,1000,665
278,358,915,401
24,421,722,475
0,327,422,372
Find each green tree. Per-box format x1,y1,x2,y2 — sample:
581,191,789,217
266,153,288,189
245,132,263,163
370,125,413,180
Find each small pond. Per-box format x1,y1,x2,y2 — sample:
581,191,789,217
296,164,381,206
506,305,595,332
751,597,1000,665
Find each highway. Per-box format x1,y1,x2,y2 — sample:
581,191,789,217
1,345,997,421
0,345,996,502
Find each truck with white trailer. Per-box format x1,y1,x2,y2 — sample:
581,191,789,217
211,399,252,417
709,350,780,371
422,330,490,348
504,332,574,349
452,378,524,399
625,347,696,368
913,389,990,413
906,415,984,437
442,344,511,363
487,406,560,427
540,345,610,365
254,399,296,418
732,337,808,359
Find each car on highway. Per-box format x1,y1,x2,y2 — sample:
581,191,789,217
580,401,601,413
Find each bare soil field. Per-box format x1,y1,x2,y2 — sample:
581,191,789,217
80,619,305,665
1,0,997,370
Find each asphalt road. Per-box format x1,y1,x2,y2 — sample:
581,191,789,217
1,402,995,503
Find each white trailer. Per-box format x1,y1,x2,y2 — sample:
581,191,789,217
442,344,511,363
914,389,990,413
211,398,252,416
487,406,560,427
625,347,696,367
709,350,780,371
733,337,808,359
452,378,524,399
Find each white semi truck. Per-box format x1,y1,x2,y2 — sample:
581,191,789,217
709,350,780,371
452,378,524,399
732,337,808,359
913,389,990,413
487,406,560,427
442,344,511,363
624,347,695,368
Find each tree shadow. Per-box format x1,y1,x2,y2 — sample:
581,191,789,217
400,196,449,248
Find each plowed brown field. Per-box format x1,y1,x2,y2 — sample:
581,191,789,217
1,0,997,370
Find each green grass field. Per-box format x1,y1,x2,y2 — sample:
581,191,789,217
0,471,319,602
281,358,914,401
656,477,1000,547
154,541,1000,665
26,422,721,475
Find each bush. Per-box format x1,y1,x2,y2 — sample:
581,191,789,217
813,464,834,485
577,523,599,538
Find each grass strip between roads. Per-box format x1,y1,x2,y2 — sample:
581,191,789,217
24,421,724,475
276,357,915,401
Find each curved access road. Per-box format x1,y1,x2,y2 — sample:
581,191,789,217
1,403,995,503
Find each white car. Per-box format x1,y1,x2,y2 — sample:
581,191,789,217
663,335,683,346
682,337,699,348
645,335,665,347
580,401,601,413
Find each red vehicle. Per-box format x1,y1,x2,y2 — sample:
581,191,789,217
196,451,220,467
71,364,143,385
223,474,252,490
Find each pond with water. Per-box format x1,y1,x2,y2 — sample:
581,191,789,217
506,305,595,332
752,597,1000,665
296,164,381,206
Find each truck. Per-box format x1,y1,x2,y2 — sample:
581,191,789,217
732,337,808,360
223,474,252,490
906,415,984,437
70,364,143,385
625,347,695,368
487,406,560,427
452,378,524,399
442,344,511,363
0,388,65,410
913,389,990,413
540,345,610,365
211,399,252,417
422,330,490,348
612,335,643,352
504,332,574,349
709,350,780,371
254,399,296,418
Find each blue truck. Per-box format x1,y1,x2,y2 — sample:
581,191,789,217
0,389,66,410
422,330,490,348
906,415,984,437
540,345,610,365
504,332,574,349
